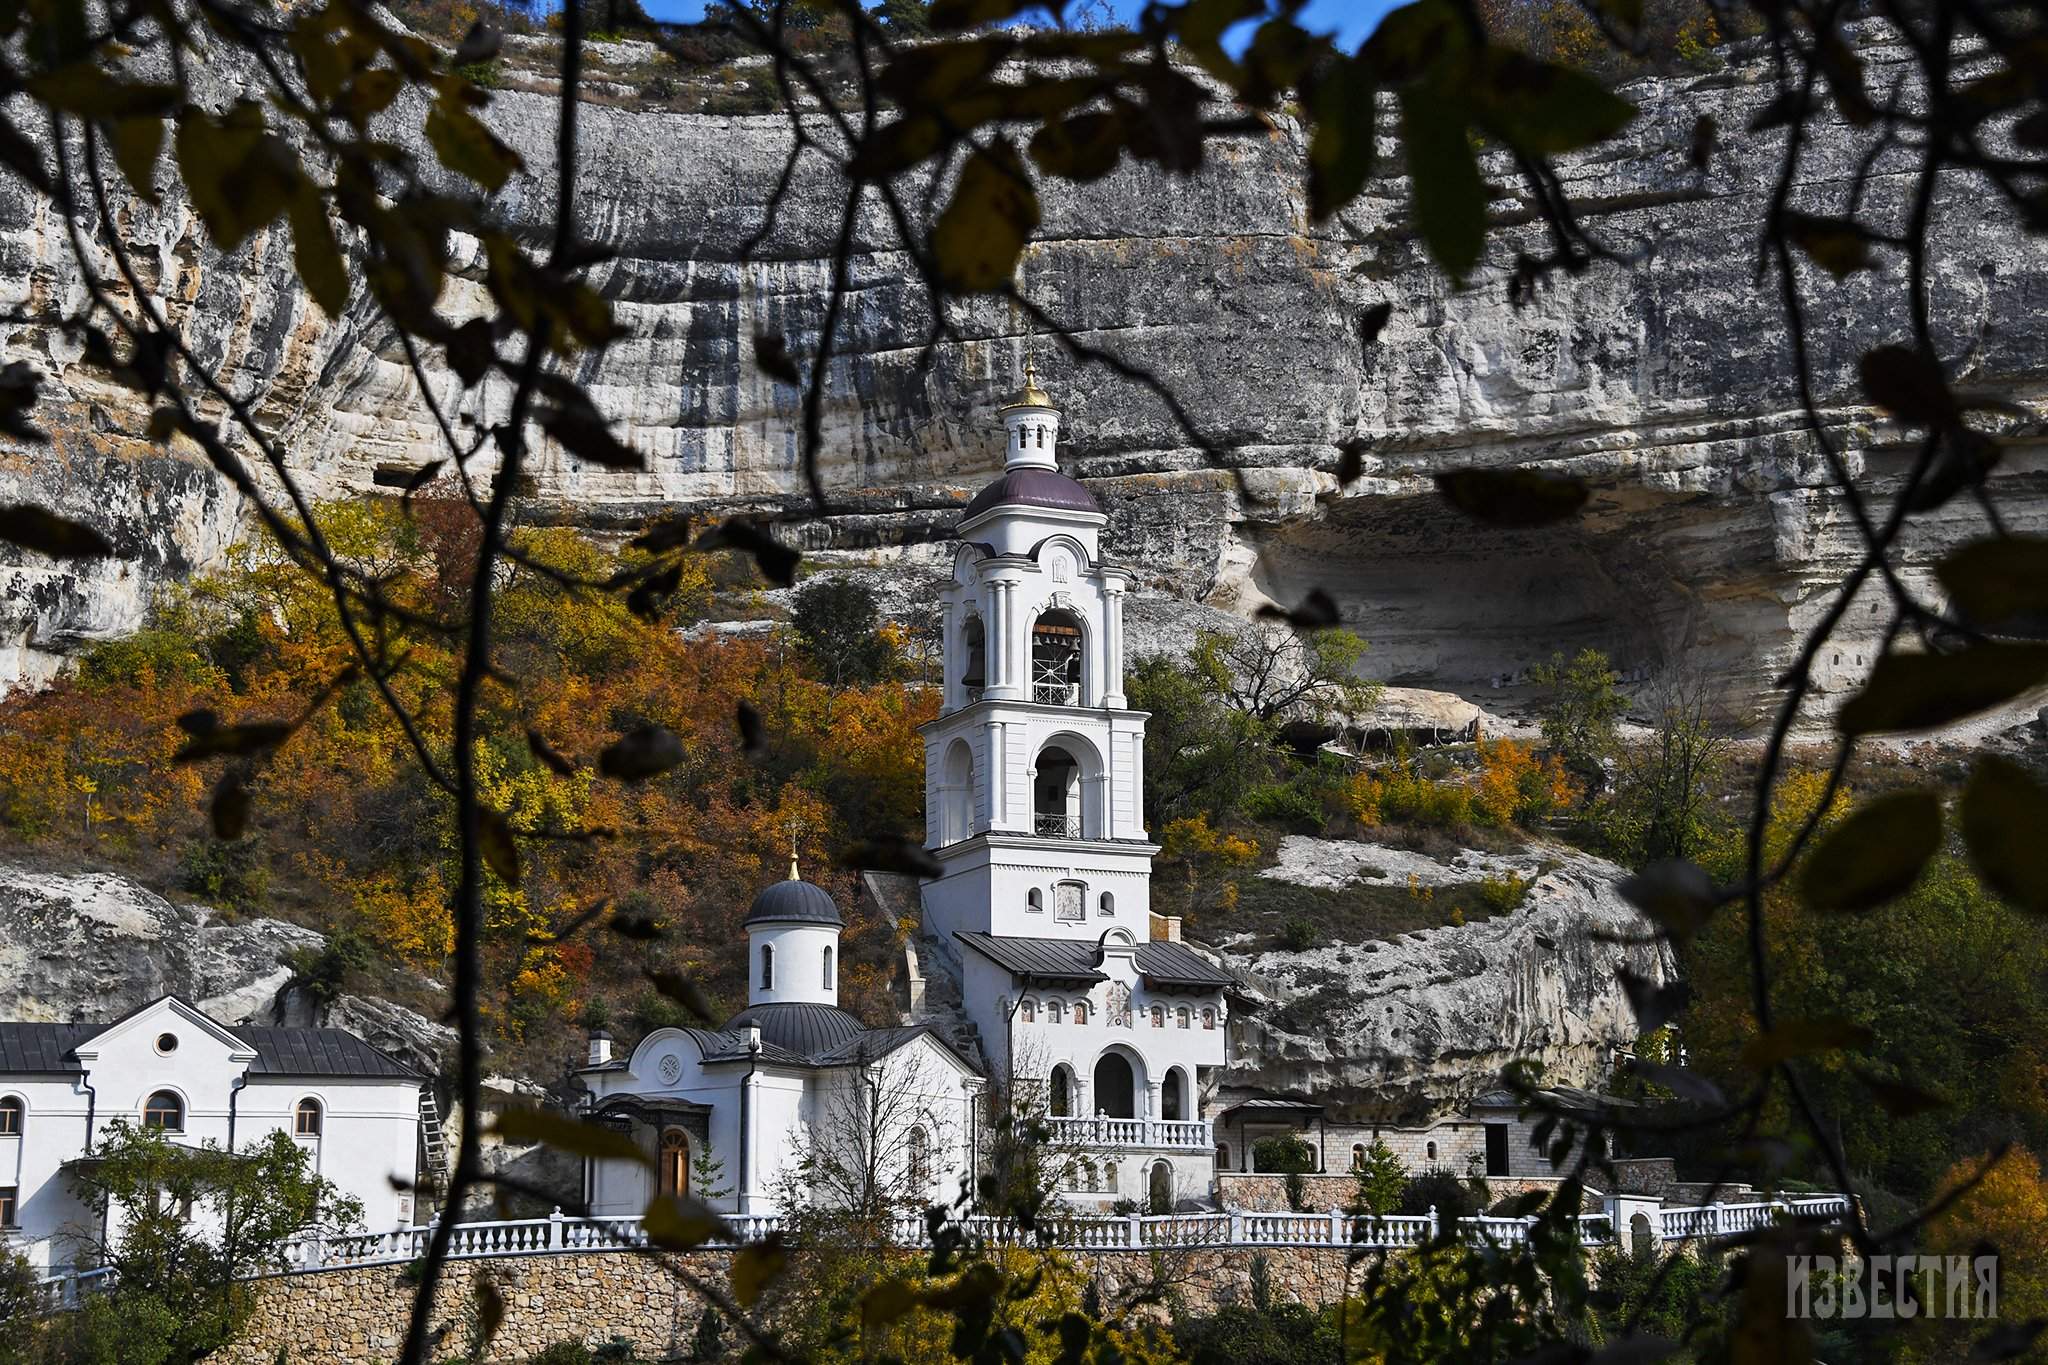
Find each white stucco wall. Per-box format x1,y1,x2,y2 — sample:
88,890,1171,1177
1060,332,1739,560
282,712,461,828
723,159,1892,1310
1,998,417,1275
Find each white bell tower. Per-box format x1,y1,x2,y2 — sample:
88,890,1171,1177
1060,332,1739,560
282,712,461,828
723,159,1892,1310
919,367,1154,943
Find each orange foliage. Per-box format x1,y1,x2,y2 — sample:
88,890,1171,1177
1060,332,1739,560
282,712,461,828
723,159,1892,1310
0,499,935,1059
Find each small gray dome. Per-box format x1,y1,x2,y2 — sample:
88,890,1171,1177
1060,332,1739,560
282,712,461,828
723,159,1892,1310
957,468,1101,526
744,878,844,928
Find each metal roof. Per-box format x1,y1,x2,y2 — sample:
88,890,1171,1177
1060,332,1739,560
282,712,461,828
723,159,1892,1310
1218,1096,1327,1116
743,878,845,928
954,932,1236,990
0,1003,420,1081
0,1022,90,1073
229,1026,421,1079
718,1003,868,1060
958,468,1102,526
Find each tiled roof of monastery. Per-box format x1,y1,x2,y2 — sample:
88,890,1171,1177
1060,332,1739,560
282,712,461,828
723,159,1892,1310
954,932,1237,990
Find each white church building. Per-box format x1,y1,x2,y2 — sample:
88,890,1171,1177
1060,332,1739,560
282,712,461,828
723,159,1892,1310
582,370,1236,1216
0,994,424,1275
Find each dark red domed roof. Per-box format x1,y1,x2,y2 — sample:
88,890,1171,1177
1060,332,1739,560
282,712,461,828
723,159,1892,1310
957,468,1101,526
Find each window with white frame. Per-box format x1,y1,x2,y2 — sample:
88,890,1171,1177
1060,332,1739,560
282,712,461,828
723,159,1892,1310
0,1185,15,1228
0,1096,21,1135
295,1098,322,1137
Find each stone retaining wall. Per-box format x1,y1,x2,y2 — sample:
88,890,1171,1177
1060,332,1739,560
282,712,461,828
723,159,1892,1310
219,1247,1362,1363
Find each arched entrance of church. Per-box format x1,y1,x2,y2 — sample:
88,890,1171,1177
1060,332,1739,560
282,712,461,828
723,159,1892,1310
1092,1051,1137,1119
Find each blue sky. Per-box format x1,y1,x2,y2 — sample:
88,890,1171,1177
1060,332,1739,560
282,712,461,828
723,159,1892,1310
635,0,1406,51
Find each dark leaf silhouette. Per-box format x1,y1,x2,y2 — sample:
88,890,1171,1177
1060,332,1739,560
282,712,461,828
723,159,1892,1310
932,138,1039,294
0,360,48,442
1358,302,1392,348
400,461,447,496
1837,644,2048,735
692,519,799,587
475,1280,505,1352
1798,789,1941,912
736,700,765,753
1616,859,1718,944
1936,536,2048,626
1905,428,2002,512
754,331,800,385
645,968,716,1022
1741,1017,1874,1072
1961,756,2048,915
1688,114,1717,171
732,1234,790,1307
1627,1061,1725,1108
626,564,682,622
1435,468,1589,527
489,1108,646,1163
598,724,685,781
1617,967,1691,1033
606,913,665,941
0,502,114,558
526,728,576,777
443,318,497,387
174,721,293,762
1399,88,1486,280
1859,344,1956,426
838,835,944,879
479,807,521,886
543,399,645,471
1255,589,1342,631
644,1195,724,1249
1853,1068,1948,1118
455,18,502,65
1784,211,1873,278
209,769,251,840
1336,438,1369,486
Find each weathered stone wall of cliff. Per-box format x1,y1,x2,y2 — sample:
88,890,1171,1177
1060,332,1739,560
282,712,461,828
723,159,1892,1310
3,28,2041,711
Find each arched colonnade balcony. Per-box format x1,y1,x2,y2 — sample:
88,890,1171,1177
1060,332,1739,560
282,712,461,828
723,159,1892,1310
1039,1051,1210,1152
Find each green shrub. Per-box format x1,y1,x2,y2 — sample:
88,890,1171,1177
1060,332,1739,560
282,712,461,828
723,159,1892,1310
525,1343,595,1365
1477,871,1531,913
1278,917,1317,952
1251,1135,1317,1175
1398,1167,1489,1222
178,836,269,912
286,928,374,1005
76,630,218,690
1243,781,1327,832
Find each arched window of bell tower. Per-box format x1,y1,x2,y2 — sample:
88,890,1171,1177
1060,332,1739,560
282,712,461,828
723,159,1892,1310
1031,609,1084,706
961,616,987,697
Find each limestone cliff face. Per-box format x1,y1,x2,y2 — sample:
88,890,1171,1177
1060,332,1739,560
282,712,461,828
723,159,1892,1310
0,860,454,1076
1218,838,1677,1118
2,29,2041,709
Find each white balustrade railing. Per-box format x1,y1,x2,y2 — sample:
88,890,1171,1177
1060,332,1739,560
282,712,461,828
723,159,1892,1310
21,1192,1843,1304
1043,1116,1213,1150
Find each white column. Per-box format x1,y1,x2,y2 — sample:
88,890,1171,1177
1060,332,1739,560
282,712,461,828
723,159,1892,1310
1104,586,1126,708
986,719,1006,828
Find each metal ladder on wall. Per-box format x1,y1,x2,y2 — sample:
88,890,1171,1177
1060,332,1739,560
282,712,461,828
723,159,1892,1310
418,1085,450,1191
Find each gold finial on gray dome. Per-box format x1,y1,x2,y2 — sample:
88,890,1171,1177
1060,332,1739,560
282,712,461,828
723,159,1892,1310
1000,359,1055,412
